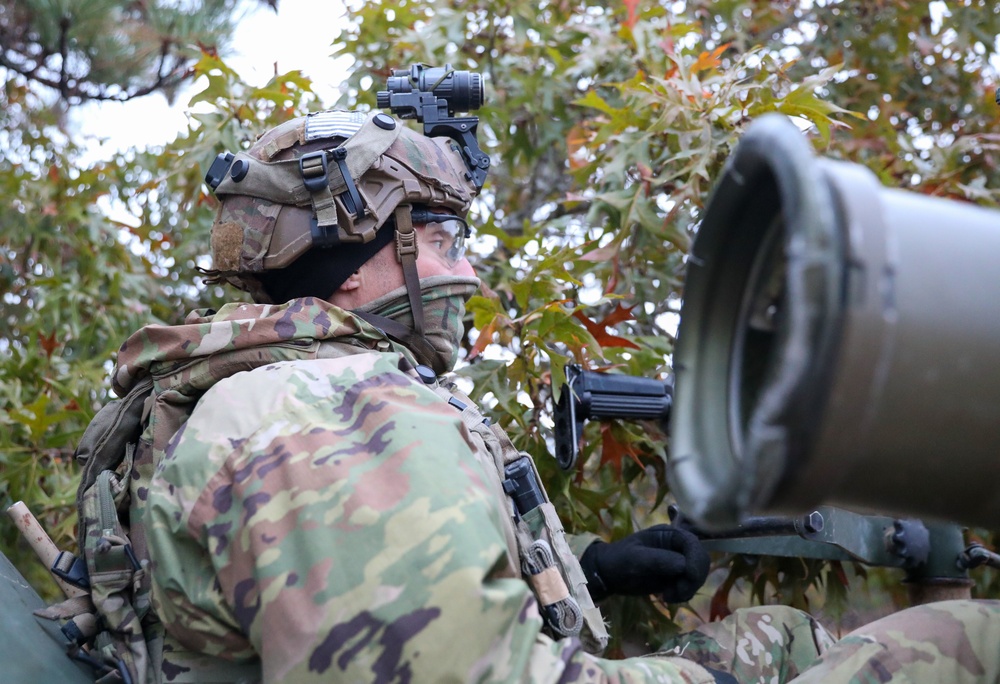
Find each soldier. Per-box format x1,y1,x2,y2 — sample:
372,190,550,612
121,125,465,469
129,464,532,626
111,108,1000,684
114,108,719,683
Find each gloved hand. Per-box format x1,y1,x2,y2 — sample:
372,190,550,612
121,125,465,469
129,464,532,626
580,524,710,603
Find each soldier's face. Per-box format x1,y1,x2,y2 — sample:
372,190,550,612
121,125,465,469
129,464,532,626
414,221,476,279
326,222,477,311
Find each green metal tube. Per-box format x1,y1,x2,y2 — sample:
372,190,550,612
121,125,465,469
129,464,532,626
669,114,1000,531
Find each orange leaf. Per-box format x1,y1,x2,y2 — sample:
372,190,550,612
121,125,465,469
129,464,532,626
622,0,639,30
562,330,590,359
467,315,501,360
691,43,731,73
566,124,592,170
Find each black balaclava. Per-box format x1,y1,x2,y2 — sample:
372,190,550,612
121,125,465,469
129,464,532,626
256,224,396,303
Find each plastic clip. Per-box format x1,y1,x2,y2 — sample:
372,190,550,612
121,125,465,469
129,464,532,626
51,550,90,590
299,151,330,192
503,457,545,517
310,216,339,249
205,152,235,190
395,227,418,260
331,147,366,220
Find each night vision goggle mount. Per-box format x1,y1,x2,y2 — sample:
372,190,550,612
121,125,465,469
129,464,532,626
376,63,491,189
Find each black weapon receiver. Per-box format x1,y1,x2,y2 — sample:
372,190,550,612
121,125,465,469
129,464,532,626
553,364,672,470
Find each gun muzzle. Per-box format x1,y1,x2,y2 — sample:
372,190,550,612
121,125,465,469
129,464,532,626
669,114,1000,531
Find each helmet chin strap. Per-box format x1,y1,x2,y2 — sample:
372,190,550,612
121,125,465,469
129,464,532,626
352,204,448,375
392,205,427,339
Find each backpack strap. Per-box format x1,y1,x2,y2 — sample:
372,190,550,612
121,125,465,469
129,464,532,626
430,376,610,654
75,375,155,537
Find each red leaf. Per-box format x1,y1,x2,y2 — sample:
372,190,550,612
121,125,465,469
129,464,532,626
710,572,738,621
197,42,220,59
573,311,641,350
38,331,58,358
604,254,621,294
598,302,636,328
599,423,643,474
659,33,676,58
605,271,619,294
578,241,620,263
830,560,849,588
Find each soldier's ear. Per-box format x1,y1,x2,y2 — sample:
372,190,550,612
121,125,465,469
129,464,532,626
337,271,363,292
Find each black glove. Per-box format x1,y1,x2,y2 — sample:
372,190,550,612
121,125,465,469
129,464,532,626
579,524,710,603
703,667,739,684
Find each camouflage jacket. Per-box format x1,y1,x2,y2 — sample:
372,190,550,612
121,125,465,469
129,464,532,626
115,297,713,683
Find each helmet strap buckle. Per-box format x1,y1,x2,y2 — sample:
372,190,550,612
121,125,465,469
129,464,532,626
395,227,419,260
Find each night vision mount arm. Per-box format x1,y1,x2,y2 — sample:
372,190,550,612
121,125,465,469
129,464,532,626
377,64,491,189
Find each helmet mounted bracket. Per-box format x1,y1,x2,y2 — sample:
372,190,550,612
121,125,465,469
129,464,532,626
377,64,490,189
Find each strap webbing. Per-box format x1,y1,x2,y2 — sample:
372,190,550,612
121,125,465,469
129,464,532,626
259,127,305,161
213,111,402,210
352,310,447,376
433,382,611,652
299,152,341,228
392,206,427,340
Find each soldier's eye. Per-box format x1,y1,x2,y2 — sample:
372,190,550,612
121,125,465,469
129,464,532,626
417,215,469,267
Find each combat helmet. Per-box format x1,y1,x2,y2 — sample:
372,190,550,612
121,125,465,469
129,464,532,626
201,65,490,370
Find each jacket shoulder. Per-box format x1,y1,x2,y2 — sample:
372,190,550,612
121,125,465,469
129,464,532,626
188,352,432,436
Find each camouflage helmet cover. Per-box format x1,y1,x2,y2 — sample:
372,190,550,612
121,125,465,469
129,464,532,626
207,109,478,300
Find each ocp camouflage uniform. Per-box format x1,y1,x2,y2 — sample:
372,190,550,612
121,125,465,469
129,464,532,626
788,600,1000,683
660,601,1000,683
120,289,1000,684
658,606,836,682
122,296,716,682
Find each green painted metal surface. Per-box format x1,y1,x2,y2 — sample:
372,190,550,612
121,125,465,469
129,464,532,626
0,551,92,683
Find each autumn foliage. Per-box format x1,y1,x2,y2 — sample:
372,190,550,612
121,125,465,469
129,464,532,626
4,0,1000,650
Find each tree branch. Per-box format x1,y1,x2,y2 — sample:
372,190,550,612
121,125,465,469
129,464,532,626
58,12,70,99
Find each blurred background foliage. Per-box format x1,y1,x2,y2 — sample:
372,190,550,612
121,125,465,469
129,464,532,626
3,0,1000,653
